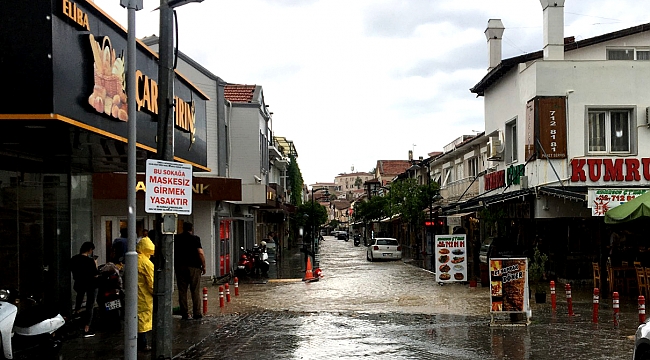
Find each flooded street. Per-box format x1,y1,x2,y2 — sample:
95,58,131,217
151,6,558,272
178,237,637,359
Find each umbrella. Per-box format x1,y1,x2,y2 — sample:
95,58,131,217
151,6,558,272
604,191,650,224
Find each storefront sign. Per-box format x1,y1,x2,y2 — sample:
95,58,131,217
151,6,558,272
489,258,528,313
145,159,193,214
525,97,567,160
506,164,525,186
588,188,650,216
571,158,650,182
485,170,505,191
62,0,90,31
435,234,467,283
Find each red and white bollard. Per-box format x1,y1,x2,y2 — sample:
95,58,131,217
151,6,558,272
613,291,620,327
225,283,231,303
640,296,646,324
565,284,574,316
234,277,239,297
203,287,208,315
592,288,599,323
219,285,225,308
550,281,556,311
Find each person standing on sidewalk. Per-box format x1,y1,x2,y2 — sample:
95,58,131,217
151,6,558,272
70,241,99,337
136,234,155,351
174,222,206,320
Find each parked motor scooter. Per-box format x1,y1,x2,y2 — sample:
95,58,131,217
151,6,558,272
353,234,361,247
96,263,124,331
235,247,256,278
252,242,270,277
0,289,65,360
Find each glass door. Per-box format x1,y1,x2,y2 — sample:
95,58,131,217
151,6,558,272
100,216,155,265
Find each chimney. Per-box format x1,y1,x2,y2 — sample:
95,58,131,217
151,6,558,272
540,0,565,60
485,19,505,71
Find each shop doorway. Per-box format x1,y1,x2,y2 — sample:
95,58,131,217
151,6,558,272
100,216,155,264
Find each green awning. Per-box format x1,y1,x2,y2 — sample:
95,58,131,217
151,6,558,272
604,191,650,224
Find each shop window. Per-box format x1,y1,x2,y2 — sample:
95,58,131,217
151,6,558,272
587,109,632,154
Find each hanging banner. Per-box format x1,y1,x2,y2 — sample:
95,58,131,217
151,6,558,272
435,234,467,283
588,188,650,216
489,258,528,313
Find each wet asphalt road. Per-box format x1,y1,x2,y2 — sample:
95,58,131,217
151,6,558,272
176,237,638,360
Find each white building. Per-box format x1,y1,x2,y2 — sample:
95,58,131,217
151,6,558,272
468,0,650,280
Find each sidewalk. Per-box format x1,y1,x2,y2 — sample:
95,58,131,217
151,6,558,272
59,246,305,359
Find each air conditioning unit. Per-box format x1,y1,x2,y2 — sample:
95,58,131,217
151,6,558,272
487,137,503,161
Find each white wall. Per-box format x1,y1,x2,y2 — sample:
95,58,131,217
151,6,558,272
229,106,263,185
192,201,215,276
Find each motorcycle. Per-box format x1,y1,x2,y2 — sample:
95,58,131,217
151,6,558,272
252,243,270,277
96,263,124,331
236,244,270,278
0,289,65,360
353,234,361,247
236,247,256,278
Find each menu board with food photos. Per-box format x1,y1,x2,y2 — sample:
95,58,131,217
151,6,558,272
435,234,467,283
489,258,529,313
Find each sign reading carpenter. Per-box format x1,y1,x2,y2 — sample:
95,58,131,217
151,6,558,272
145,159,193,214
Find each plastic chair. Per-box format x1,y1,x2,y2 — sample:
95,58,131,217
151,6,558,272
592,262,602,291
637,266,649,299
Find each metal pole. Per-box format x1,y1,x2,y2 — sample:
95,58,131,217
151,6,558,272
153,0,175,357
121,0,142,358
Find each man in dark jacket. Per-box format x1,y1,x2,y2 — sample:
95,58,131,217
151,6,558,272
70,242,100,337
174,222,206,320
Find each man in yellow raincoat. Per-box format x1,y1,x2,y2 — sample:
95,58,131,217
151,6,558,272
136,234,155,351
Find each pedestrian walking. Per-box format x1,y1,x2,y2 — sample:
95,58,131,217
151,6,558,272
174,222,206,320
136,235,155,351
70,241,99,337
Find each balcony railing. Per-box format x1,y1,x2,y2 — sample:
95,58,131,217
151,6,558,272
440,176,478,202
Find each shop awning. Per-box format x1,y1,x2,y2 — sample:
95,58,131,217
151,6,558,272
538,186,586,202
605,191,650,224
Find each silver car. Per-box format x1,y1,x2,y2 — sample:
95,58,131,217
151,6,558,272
366,238,402,262
634,319,650,359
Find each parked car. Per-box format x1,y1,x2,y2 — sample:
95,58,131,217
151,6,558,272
634,319,650,359
366,238,402,262
337,231,348,241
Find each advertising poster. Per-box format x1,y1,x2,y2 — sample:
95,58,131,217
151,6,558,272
435,234,467,283
489,258,528,313
588,188,649,216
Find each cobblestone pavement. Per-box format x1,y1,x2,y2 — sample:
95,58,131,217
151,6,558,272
59,237,640,359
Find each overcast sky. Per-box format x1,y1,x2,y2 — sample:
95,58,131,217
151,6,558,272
94,0,650,186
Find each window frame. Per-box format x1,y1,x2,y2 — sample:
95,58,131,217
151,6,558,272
505,119,518,164
607,47,650,61
467,157,479,178
585,107,636,155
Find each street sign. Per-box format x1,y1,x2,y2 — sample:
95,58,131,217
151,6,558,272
145,159,193,214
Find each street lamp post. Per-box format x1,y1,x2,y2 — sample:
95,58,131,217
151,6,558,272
310,187,328,269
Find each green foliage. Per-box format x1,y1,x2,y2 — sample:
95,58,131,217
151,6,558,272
354,177,363,189
528,246,548,292
295,202,328,234
389,179,440,228
328,219,340,229
288,154,303,206
353,195,389,224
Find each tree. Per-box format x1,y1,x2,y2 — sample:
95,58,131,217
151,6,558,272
354,176,363,189
296,202,328,238
287,153,303,206
390,178,439,228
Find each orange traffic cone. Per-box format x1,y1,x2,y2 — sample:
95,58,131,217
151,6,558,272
303,256,316,282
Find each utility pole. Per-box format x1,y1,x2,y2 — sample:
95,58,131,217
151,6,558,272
153,0,175,358
120,0,142,359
